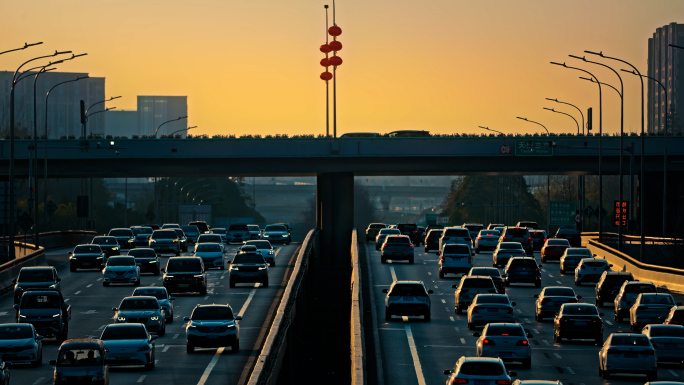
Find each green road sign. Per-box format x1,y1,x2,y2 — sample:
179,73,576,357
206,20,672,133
549,201,576,226
515,139,554,156
425,214,439,225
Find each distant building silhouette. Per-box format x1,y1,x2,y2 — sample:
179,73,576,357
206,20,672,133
648,22,684,134
137,96,187,137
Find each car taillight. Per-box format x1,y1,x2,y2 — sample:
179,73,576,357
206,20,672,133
667,320,680,324
503,236,507,241
541,298,550,304
516,340,529,346
450,379,468,384
521,252,526,255
477,237,482,240
507,307,514,314
440,255,445,262
472,308,479,314
413,230,418,233
558,317,568,323
496,381,512,385
543,238,547,242
482,339,495,345
409,244,414,247
528,237,532,242
590,318,601,323
382,243,387,248
580,265,586,269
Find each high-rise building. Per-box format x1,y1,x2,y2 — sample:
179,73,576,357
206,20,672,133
647,22,684,134
0,71,105,138
105,110,137,137
137,96,188,137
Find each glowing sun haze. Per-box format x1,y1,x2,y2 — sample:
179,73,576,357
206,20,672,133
2,0,682,137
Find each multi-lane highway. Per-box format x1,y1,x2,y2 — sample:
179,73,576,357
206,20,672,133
4,243,299,385
364,241,684,385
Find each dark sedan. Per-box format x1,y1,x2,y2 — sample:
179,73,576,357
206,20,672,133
91,236,120,257
553,303,604,345
555,227,581,247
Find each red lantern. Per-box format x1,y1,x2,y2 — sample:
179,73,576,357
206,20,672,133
328,56,343,67
328,41,342,52
328,25,342,37
320,44,332,54
320,58,330,67
320,71,333,81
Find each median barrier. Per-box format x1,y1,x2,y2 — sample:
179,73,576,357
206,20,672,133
350,229,366,385
246,229,318,385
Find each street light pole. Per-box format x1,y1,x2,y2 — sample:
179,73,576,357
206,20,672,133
478,126,504,135
0,42,43,56
543,107,579,134
516,117,551,233
551,61,604,242
154,116,188,137
516,117,549,134
169,126,196,137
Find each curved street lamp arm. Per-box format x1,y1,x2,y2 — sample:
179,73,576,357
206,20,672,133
0,42,43,56
543,107,579,134
154,116,188,137
87,96,121,114
86,107,116,119
516,117,549,135
169,126,196,137
13,50,71,83
478,126,504,135
545,98,585,134
579,77,621,97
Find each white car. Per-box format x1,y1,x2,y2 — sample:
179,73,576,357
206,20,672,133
642,324,684,364
598,333,657,380
467,294,516,329
210,228,227,243
493,242,526,268
243,240,276,266
102,256,141,287
439,227,472,251
574,258,612,285
438,243,473,278
474,323,532,368
0,323,42,366
375,228,401,250
196,234,225,252
262,224,290,245
100,323,157,369
629,293,679,330
193,243,225,270
443,356,516,384
614,281,658,323
474,230,500,253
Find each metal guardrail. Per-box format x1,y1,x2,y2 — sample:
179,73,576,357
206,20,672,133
246,229,318,385
350,229,366,385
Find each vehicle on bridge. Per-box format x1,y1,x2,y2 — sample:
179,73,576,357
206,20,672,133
438,243,473,277
541,238,570,263
102,256,141,287
499,227,533,256
226,224,250,244
614,281,657,323
462,223,484,240
99,323,157,369
595,271,634,306
641,324,684,364
554,227,581,247
493,242,526,268
387,130,430,137
375,228,401,251
529,230,547,251
365,223,387,242
534,286,580,321
467,294,516,329
629,293,679,331
112,296,166,336
181,225,200,244
49,339,108,385
247,224,261,240
148,229,181,256
13,266,61,304
382,280,432,321
128,248,161,276
15,289,70,343
188,221,210,234
339,132,380,138
574,258,612,286
131,226,154,247
132,286,175,323
516,221,540,229
443,356,516,384
467,267,505,294
439,227,472,251
598,333,657,380
423,229,443,253
185,304,241,353
664,306,684,325
193,243,225,270
474,323,532,368
503,257,542,287
0,323,43,366
229,251,269,288
262,224,290,245
453,276,498,314
474,230,500,253
380,235,415,264
172,228,189,252
162,257,208,296
91,236,120,257
108,228,136,250
553,303,604,345
161,223,180,229
210,227,228,243
396,223,421,245
559,247,593,274
243,240,276,266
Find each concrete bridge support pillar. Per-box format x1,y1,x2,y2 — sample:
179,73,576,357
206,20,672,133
638,170,684,237
316,172,354,266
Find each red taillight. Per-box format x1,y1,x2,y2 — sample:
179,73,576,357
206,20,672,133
451,379,468,384
543,238,547,242
667,320,679,324
477,237,482,240
541,298,550,304
472,308,479,314
528,237,532,242
507,307,514,314
503,236,507,241
409,244,414,247
496,380,512,385
382,243,387,248
580,265,586,269
413,230,418,233
440,255,445,262
516,340,529,346
482,339,495,345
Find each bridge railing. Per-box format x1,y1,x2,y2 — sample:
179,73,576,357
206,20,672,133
350,229,366,385
246,228,318,385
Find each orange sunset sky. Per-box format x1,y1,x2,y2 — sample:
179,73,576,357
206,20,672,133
2,0,683,137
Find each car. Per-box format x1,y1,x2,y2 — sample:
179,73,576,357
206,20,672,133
262,224,290,244
534,286,580,321
99,323,157,369
424,229,443,253
574,258,612,286
473,323,532,368
629,293,680,331
68,244,107,272
172,228,189,252
499,227,533,255
641,324,684,364
91,236,120,257
49,339,108,385
108,228,136,250
185,304,241,353
553,303,603,344
380,235,415,264
494,226,506,235
196,234,225,252
452,275,498,314
13,266,61,304
229,251,269,287
493,242,526,268
210,227,228,243
15,289,71,342
396,223,422,245
467,294,516,329
443,356,516,384
143,224,160,230
193,243,225,270
554,227,581,247
0,323,43,366
462,223,485,240
540,238,570,263
595,271,635,306
516,221,539,229
503,257,542,287
132,286,175,323
131,226,154,247
181,225,200,244
148,229,181,256
375,228,401,250
614,281,658,323
664,306,684,325
102,256,140,287
559,247,593,274
226,224,250,244
474,230,500,253
128,248,161,275
188,221,210,234
237,244,258,254
161,223,180,229
598,333,657,380
382,280,432,321
162,257,207,295
365,223,387,242
425,224,444,233
513,381,563,385
112,296,166,336
467,267,505,294
439,227,472,251
247,224,261,240
487,223,505,230
438,243,473,277
529,230,547,251
243,240,276,266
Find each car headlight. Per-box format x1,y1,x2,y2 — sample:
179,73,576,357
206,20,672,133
230,266,239,271
173,239,178,243
52,313,60,318
128,239,134,243
150,316,160,321
258,266,267,270
18,315,27,319
268,250,274,254
188,324,197,329
227,324,236,329
117,316,126,321
137,345,150,351
96,256,103,259
49,284,57,289
150,240,156,243
113,247,119,251
263,234,270,237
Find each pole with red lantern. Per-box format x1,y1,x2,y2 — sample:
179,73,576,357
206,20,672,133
321,5,331,136
328,0,342,138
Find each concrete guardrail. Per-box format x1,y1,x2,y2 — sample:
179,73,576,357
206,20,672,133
246,229,318,385
350,229,366,385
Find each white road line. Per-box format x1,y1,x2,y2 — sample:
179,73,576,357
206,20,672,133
97,278,102,281
542,340,550,346
0,312,7,317
547,274,554,278
444,307,449,312
74,291,81,295
403,316,426,385
565,367,575,375
556,280,562,284
32,377,45,385
150,283,156,286
427,272,432,275
460,338,466,344
389,266,397,282
204,296,209,300
553,353,562,359
449,317,455,322
86,284,93,288
669,369,679,377
434,285,438,288
605,320,613,326
454,327,460,332
173,333,179,339
163,345,171,353
196,284,257,385
441,299,446,304
137,375,147,383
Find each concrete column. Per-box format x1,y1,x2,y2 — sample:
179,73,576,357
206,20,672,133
638,170,684,237
316,172,354,266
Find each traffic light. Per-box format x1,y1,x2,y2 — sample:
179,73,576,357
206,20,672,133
587,107,593,132
80,100,86,124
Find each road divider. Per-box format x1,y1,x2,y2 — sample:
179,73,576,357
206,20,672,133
350,230,366,385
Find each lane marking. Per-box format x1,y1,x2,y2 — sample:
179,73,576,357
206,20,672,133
137,375,146,383
547,274,554,278
0,312,7,317
460,338,466,345
556,280,562,284
454,327,460,332
669,369,679,377
441,299,446,304
605,320,613,326
74,291,81,295
449,317,455,322
565,367,575,375
427,272,432,275
403,316,426,385
542,340,550,346
163,345,171,353
86,284,93,288
553,353,562,359
173,333,179,339
389,266,397,282
32,377,45,385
